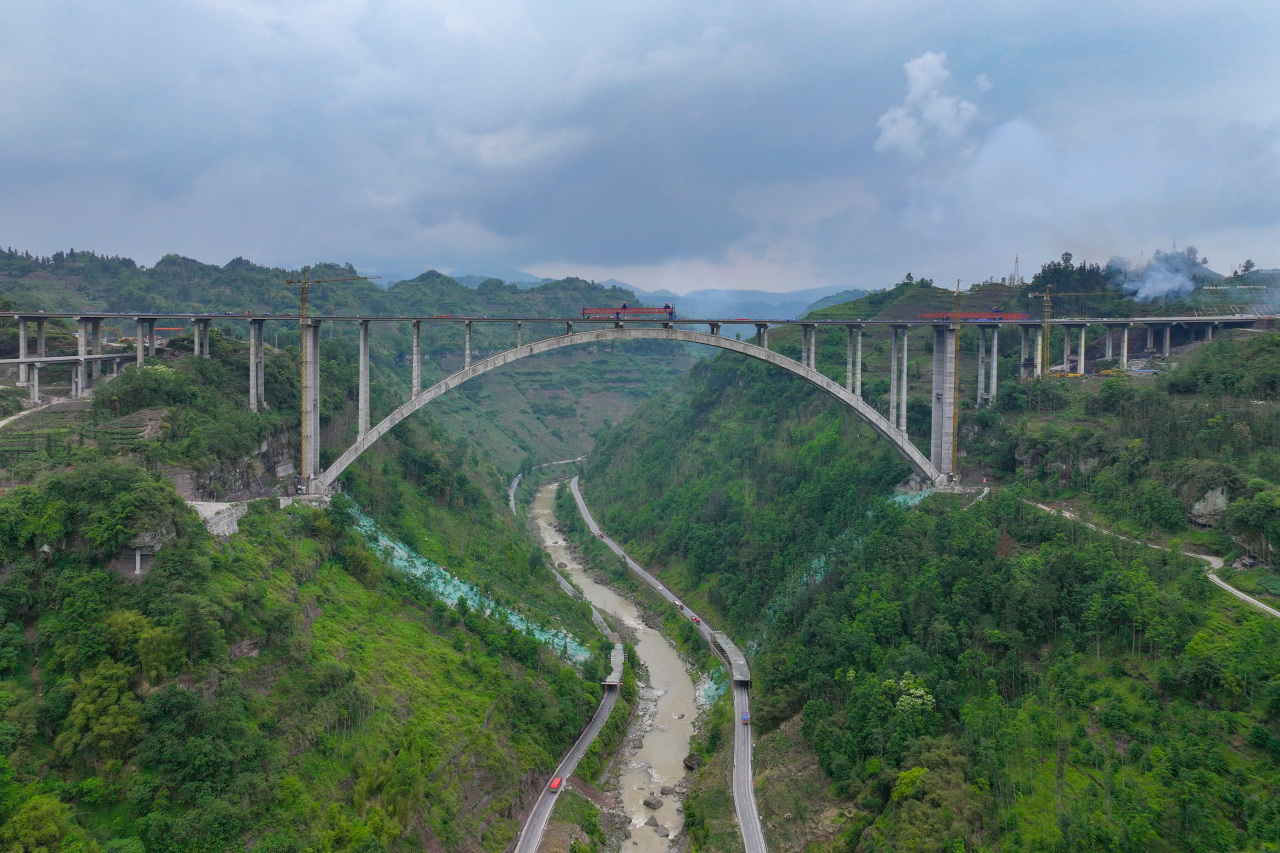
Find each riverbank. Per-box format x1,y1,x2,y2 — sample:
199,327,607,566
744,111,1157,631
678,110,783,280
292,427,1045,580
532,485,701,851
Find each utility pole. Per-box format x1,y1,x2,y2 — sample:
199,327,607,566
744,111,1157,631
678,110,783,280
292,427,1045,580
285,269,379,493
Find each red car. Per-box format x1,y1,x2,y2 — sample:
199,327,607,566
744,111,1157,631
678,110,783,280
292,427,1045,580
550,777,563,792
692,616,700,624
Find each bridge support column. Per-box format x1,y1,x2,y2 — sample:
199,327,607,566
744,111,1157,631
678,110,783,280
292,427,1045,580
248,319,266,412
710,322,721,337
358,320,371,438
76,318,88,398
29,364,40,405
136,320,146,366
148,321,157,358
1205,323,1214,341
755,323,768,348
889,327,900,420
1079,326,1087,373
1062,326,1072,373
301,320,322,491
193,319,202,360
801,324,814,368
1104,325,1113,360
899,327,909,433
844,325,855,392
855,326,863,397
464,321,472,368
1034,326,1043,377
1019,325,1029,379
1121,326,1130,371
565,321,573,336
1145,325,1154,352
931,325,957,480
988,326,999,404
975,326,986,406
91,319,102,383
412,321,422,397
1162,325,1171,357
515,320,522,349
16,321,27,386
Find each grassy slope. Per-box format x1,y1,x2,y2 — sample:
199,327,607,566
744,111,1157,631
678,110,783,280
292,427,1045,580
0,328,624,850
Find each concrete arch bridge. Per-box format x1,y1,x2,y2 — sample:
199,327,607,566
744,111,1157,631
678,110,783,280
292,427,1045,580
2,310,1264,492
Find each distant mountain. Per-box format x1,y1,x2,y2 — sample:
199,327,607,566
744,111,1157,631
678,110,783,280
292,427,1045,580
450,267,549,288
627,283,872,320
801,289,871,313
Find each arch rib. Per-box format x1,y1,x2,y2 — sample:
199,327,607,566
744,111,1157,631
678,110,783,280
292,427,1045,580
317,328,940,490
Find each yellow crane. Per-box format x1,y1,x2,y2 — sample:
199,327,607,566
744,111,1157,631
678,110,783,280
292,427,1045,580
1023,287,1116,373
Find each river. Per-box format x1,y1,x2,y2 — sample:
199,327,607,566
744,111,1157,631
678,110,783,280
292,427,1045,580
530,485,698,850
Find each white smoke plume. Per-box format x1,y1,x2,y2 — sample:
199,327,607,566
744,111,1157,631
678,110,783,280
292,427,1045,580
1126,249,1199,301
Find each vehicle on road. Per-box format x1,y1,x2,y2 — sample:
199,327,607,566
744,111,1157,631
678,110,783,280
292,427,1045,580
549,777,563,792
674,600,684,609
742,712,750,725
692,616,700,624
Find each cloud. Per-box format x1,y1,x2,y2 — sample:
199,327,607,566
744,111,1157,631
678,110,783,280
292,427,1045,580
2,1,1280,293
875,52,977,156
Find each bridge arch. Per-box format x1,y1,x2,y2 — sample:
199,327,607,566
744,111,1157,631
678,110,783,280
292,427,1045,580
318,328,941,491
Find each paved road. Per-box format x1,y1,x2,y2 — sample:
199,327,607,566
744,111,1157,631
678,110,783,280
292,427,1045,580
512,688,620,853
732,683,767,853
508,456,589,515
570,476,768,853
1031,502,1280,620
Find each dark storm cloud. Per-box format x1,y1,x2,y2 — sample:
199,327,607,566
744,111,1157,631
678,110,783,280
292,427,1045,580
2,0,1279,291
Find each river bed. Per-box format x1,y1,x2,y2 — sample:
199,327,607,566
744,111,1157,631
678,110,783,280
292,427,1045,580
531,485,698,850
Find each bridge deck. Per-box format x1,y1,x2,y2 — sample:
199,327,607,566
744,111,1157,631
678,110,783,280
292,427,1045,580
603,643,625,687
712,631,751,684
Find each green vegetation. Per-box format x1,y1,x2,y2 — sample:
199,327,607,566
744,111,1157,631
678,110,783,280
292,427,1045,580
0,300,627,849
578,333,1280,850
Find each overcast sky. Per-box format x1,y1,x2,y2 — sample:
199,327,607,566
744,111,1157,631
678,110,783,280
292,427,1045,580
3,1,1279,294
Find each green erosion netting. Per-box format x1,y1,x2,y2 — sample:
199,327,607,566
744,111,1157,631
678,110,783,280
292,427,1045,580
348,505,592,662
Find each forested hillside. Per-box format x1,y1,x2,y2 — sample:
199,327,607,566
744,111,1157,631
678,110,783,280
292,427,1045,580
0,326,614,850
0,247,695,469
577,319,1280,850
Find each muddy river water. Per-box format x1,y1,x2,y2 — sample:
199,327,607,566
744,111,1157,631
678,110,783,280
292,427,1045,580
531,485,698,850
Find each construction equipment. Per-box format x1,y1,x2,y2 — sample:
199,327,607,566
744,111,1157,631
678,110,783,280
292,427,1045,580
1024,287,1117,374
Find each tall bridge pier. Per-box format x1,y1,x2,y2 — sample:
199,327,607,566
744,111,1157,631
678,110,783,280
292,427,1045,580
3,309,1262,493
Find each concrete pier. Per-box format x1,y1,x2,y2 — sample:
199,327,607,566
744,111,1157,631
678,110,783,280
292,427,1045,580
358,320,371,438
975,326,987,406
854,326,863,397
248,319,266,412
464,320,472,368
301,320,322,490
412,321,422,397
930,324,957,478
889,327,900,421
987,325,998,404
898,326,909,433
16,321,27,386
756,323,768,349
1121,326,1129,371
1162,325,1171,357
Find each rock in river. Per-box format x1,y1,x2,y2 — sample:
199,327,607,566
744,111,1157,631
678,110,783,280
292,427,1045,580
643,795,664,810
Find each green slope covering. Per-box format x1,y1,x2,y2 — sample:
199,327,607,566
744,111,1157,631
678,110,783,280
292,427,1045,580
0,329,620,850
0,249,696,470
577,334,1280,850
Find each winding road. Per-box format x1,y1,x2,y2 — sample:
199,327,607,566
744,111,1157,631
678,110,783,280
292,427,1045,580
513,689,620,853
1031,502,1280,620
569,476,768,853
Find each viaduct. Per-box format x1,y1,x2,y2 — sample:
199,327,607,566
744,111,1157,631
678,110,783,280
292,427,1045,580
2,310,1265,492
